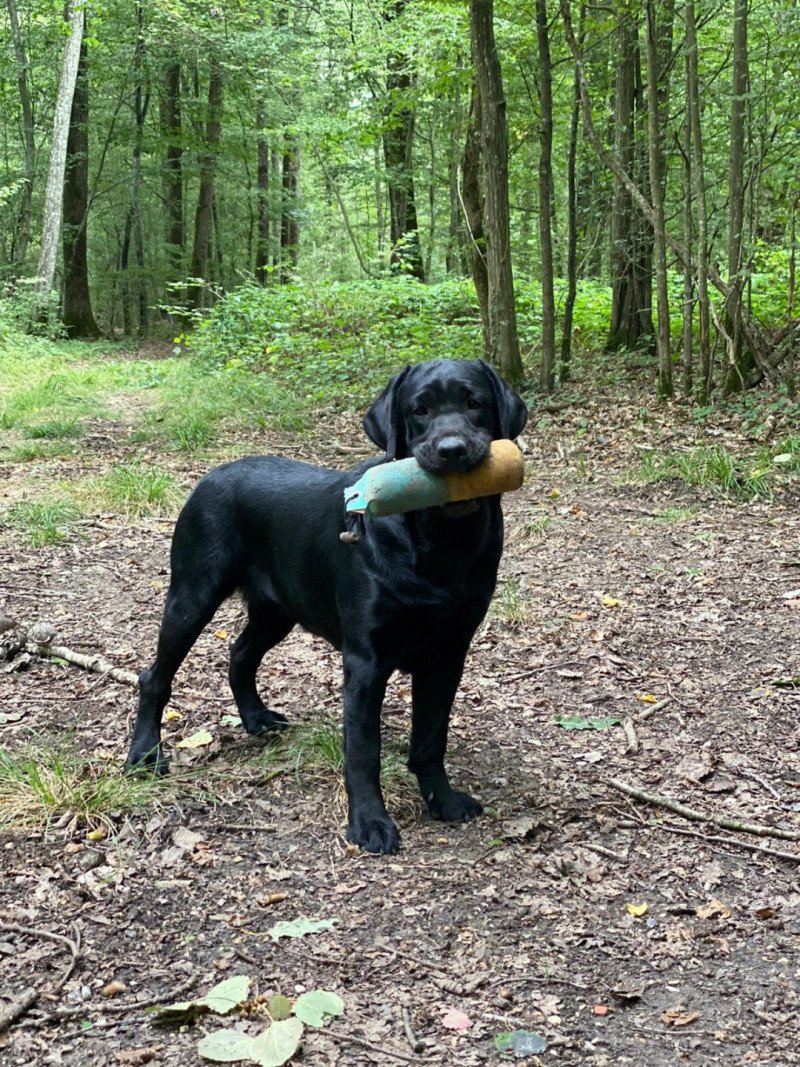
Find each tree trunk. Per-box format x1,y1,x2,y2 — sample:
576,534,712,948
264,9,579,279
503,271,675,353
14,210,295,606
35,0,85,296
469,0,523,385
724,0,750,393
536,0,556,392
131,1,149,334
255,100,270,283
61,39,98,337
445,75,467,275
681,43,694,397
382,0,424,279
161,63,183,279
685,0,711,399
280,133,300,283
645,0,672,397
461,82,490,358
560,1,584,382
6,0,36,274
189,57,223,308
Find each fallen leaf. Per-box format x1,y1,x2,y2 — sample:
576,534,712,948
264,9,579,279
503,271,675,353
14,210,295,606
150,976,251,1026
601,595,621,608
570,611,589,621
176,729,214,749
214,629,229,640
197,1029,256,1063
267,917,336,941
293,990,344,1027
441,1008,472,1031
661,1008,700,1027
626,902,649,917
593,1004,609,1016
635,692,658,703
249,1018,304,1066
114,1049,163,1066
494,1030,548,1056
102,981,127,998
554,714,620,731
696,899,731,920
257,892,288,907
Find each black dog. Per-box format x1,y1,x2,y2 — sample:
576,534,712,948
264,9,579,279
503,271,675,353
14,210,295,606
126,358,527,854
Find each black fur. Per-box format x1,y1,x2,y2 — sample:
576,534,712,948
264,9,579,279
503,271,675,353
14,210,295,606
126,358,527,854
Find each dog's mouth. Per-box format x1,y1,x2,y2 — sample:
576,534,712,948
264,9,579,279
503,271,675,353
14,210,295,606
438,499,481,518
413,441,490,477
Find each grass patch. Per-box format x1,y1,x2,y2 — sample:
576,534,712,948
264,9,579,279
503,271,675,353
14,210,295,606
632,441,800,500
23,418,84,440
139,362,308,452
521,514,552,538
0,743,168,833
8,439,78,462
76,463,183,517
647,506,698,524
4,499,82,546
491,577,530,629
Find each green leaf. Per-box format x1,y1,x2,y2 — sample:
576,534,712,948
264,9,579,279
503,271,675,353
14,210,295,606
267,917,336,941
267,994,293,1021
553,714,620,731
249,1018,304,1067
495,1030,548,1057
197,1029,256,1063
148,976,251,1026
204,976,252,1014
293,990,344,1027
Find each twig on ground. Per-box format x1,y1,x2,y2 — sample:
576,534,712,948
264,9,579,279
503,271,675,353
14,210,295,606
0,925,81,995
501,659,584,683
607,779,800,841
582,842,628,863
30,976,199,1025
0,989,38,1033
651,822,800,864
634,696,674,723
324,1028,424,1063
621,718,638,754
402,1006,425,1054
739,768,782,801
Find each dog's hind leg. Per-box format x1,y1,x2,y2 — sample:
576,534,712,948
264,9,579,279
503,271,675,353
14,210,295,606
229,601,295,734
125,583,226,774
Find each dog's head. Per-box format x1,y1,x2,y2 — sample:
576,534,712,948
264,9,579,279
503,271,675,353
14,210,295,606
363,359,527,475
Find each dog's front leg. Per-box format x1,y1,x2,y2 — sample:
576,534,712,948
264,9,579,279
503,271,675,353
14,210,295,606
409,649,483,824
342,648,399,854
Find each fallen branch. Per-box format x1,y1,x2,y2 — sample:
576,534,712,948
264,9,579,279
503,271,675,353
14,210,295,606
0,988,37,1034
654,822,800,865
35,643,139,687
634,696,674,723
0,924,81,995
607,779,800,841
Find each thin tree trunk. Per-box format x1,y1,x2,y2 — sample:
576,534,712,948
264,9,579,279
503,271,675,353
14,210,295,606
469,0,523,385
271,145,281,271
445,75,467,275
6,0,36,273
280,133,300,283
685,0,711,399
560,1,584,382
645,0,672,397
131,1,149,334
255,99,269,283
61,39,98,337
161,63,183,279
461,82,490,358
189,56,223,308
536,0,556,392
681,47,694,397
35,0,85,296
723,0,749,393
383,0,424,279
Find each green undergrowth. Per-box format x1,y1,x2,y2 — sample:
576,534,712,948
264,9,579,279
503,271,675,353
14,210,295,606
634,437,800,500
4,499,83,546
75,463,184,517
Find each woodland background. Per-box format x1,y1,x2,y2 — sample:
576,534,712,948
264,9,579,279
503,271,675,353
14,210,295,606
1,0,798,401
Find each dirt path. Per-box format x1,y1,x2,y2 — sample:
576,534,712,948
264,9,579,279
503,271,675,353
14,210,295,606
1,397,799,1066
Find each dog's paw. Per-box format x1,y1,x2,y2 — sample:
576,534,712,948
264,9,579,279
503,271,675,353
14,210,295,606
240,707,290,736
347,813,401,855
428,790,483,823
124,743,168,776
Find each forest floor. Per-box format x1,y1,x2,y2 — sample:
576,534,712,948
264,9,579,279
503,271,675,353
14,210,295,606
1,346,799,1066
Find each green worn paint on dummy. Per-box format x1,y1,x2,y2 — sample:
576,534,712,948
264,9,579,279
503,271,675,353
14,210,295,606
345,439,524,518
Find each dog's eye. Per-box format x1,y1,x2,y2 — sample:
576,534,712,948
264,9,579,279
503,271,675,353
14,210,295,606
467,398,482,410
413,404,428,417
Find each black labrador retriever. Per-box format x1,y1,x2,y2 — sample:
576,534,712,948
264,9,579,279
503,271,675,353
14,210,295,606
126,358,527,854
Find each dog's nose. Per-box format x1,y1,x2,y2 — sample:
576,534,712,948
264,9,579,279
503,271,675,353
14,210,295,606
436,436,468,461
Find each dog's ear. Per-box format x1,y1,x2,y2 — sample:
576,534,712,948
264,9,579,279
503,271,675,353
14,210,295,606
477,360,528,440
363,366,411,460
